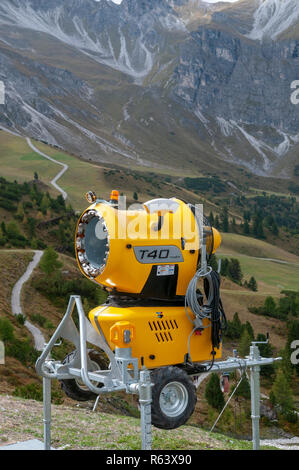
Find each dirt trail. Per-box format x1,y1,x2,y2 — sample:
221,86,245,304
26,137,68,200
11,250,45,351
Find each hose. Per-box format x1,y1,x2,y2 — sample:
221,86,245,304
185,267,227,362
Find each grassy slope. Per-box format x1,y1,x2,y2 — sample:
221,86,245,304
0,132,59,197
219,233,299,294
0,394,259,450
217,233,299,351
0,131,209,212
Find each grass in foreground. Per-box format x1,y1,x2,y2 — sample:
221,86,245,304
0,394,257,450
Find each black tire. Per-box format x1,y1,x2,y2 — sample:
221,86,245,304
59,349,105,402
151,366,197,430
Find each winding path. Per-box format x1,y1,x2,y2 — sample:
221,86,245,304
11,250,46,351
26,137,68,201
260,437,299,450
8,137,69,350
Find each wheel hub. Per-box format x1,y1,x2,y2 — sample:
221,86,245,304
159,381,188,418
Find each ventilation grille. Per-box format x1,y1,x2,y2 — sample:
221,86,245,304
148,319,178,343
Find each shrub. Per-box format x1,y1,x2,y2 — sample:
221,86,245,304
0,318,14,342
13,382,64,405
13,383,43,401
15,314,26,326
30,313,47,328
6,338,39,365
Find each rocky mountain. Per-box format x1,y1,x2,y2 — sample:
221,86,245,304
0,0,298,179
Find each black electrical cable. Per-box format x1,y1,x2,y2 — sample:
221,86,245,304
203,270,227,351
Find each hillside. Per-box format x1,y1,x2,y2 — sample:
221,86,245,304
0,130,298,259
0,132,298,446
0,239,298,442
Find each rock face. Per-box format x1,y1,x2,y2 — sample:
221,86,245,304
0,0,298,177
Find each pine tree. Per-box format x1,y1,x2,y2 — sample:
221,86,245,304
133,192,138,201
40,247,62,277
232,312,243,338
1,221,6,235
244,321,254,341
243,220,250,235
205,373,225,411
235,374,251,399
16,202,25,222
257,221,265,239
26,217,36,239
238,329,252,357
209,211,214,226
6,221,21,239
228,258,243,284
248,276,258,292
221,207,229,233
40,194,50,216
264,296,276,316
279,346,294,383
256,333,274,377
220,258,229,277
271,368,294,415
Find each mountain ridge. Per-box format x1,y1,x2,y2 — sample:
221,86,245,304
0,0,298,180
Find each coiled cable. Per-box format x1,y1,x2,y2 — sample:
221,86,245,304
185,267,227,364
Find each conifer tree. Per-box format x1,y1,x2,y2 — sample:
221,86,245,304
205,373,225,411
238,329,252,357
248,276,258,292
40,247,62,277
271,368,294,415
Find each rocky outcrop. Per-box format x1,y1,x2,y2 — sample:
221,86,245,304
0,0,298,177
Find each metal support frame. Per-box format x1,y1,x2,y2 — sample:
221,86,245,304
43,377,51,451
250,344,261,450
139,370,153,450
36,295,280,451
36,295,152,450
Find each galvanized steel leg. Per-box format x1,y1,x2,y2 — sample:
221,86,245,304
250,345,261,450
139,370,152,450
43,377,51,450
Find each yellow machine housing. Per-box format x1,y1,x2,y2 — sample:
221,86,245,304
89,304,221,369
76,195,223,370
75,197,221,299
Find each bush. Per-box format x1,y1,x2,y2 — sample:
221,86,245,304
13,383,43,401
33,271,107,310
13,382,64,405
0,318,14,342
30,313,47,328
283,410,298,424
15,314,26,326
6,338,39,365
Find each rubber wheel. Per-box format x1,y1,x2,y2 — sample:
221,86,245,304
151,366,197,430
59,349,105,402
